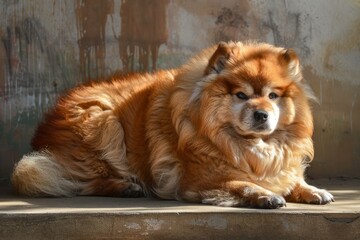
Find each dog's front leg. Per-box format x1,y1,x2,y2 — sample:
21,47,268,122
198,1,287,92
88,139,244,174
285,180,334,204
200,181,286,209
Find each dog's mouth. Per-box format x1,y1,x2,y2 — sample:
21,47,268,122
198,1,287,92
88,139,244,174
233,123,274,137
252,125,274,135
253,123,270,131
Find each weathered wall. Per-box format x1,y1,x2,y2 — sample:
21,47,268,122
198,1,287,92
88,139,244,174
0,0,359,180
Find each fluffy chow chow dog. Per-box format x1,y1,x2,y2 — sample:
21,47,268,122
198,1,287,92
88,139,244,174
12,41,334,208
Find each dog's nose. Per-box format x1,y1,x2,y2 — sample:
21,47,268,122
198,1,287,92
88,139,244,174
254,110,268,123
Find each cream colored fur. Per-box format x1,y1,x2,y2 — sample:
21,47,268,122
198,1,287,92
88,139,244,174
12,151,81,197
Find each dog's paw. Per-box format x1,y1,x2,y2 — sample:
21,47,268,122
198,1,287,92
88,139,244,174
303,188,334,205
288,183,335,205
256,195,287,209
201,189,286,209
119,183,144,198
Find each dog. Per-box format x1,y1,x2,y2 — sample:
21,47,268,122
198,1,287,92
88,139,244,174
12,41,334,208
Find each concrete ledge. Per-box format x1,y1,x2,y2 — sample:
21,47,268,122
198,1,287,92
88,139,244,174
1,179,359,240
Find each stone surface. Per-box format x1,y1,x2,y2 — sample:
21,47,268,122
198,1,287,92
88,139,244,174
0,179,359,239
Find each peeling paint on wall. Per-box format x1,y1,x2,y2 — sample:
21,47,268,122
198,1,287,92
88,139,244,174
119,0,169,72
76,0,114,80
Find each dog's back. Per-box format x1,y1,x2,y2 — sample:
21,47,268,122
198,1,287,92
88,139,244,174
12,71,175,197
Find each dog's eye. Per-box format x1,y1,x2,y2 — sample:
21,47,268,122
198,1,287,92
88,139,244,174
269,92,279,99
236,92,249,100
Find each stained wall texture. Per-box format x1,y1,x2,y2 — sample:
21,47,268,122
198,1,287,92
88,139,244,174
0,0,359,181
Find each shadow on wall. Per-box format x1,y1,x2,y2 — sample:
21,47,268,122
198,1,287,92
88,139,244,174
212,1,310,58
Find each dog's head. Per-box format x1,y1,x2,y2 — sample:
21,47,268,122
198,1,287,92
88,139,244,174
205,41,302,137
174,41,314,140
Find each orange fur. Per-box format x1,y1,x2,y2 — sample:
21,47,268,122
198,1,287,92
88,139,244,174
12,41,333,208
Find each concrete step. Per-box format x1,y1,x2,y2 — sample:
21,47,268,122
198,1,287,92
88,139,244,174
1,179,359,240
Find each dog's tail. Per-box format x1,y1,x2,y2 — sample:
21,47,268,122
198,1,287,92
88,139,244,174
11,151,79,197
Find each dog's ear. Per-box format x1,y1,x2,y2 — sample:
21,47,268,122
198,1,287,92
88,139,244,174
204,42,232,75
279,49,302,82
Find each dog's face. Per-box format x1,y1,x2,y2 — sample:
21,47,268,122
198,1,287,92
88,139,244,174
231,79,281,136
227,52,297,136
187,42,308,139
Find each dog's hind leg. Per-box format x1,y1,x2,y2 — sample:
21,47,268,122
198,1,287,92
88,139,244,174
12,151,144,197
79,178,144,197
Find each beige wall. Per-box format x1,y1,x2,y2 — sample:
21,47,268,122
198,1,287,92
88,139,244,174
0,0,359,180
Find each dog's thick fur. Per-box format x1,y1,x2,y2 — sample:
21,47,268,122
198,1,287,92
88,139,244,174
12,41,333,208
